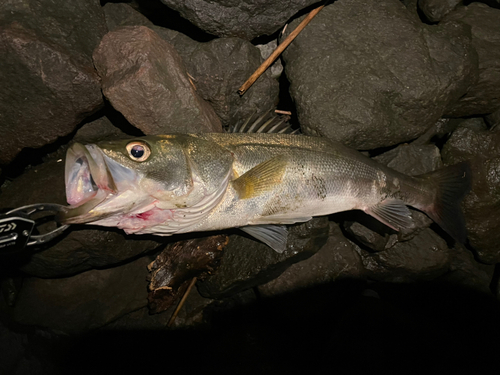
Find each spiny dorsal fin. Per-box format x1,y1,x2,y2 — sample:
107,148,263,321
364,198,414,231
240,225,288,253
232,155,288,199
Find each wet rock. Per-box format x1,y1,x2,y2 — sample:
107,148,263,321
147,235,227,314
442,123,500,263
444,3,500,116
197,217,330,299
373,143,443,176
7,255,152,335
0,145,162,278
359,228,452,282
282,0,477,150
258,223,365,297
159,0,318,40
103,2,154,30
155,30,280,128
93,26,222,134
0,0,106,165
418,0,462,22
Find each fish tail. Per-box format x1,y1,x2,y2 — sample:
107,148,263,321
418,162,472,243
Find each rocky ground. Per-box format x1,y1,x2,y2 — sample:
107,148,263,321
1,0,500,374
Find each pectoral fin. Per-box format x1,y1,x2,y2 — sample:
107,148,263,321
365,199,414,231
240,225,288,253
232,155,288,199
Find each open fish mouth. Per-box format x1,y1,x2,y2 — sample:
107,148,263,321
60,143,119,224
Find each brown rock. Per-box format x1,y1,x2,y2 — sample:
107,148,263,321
93,26,222,134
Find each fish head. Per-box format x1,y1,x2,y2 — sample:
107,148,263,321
60,134,230,230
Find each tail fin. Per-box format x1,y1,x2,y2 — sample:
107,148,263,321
419,162,472,243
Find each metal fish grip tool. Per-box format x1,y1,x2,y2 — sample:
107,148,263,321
0,204,69,255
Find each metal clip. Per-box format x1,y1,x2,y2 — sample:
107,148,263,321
0,204,69,254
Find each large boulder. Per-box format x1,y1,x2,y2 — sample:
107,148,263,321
159,0,319,40
93,26,222,134
0,0,106,165
281,0,477,150
444,3,500,117
442,119,500,263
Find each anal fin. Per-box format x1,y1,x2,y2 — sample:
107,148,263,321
240,225,288,253
364,199,414,231
232,155,288,199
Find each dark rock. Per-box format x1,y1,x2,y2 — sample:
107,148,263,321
258,223,365,297
444,3,500,116
0,20,103,165
442,123,500,263
155,30,280,128
181,38,280,128
418,0,462,22
73,116,128,143
197,217,330,299
485,108,500,129
373,143,443,176
438,246,495,295
281,0,477,150
159,0,318,40
103,2,154,30
147,235,227,314
359,228,452,282
345,221,393,252
93,26,222,134
7,255,152,335
0,153,162,278
107,287,214,330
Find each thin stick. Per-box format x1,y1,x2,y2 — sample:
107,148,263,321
167,277,198,327
238,3,326,95
275,109,292,115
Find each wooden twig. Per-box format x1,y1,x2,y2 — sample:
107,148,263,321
167,277,198,327
238,3,326,96
275,109,292,116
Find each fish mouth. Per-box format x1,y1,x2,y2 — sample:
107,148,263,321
60,143,119,224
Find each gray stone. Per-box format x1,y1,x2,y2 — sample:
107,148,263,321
8,255,152,335
485,108,500,130
182,38,279,128
0,146,162,278
442,124,500,263
359,228,452,282
418,0,463,22
281,0,477,150
0,0,107,165
74,116,128,143
444,3,500,116
154,29,280,128
103,2,154,31
93,26,222,134
373,143,443,176
159,0,318,40
197,217,330,299
258,223,365,297
256,39,283,79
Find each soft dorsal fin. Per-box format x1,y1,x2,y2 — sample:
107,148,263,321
232,155,288,199
240,225,288,253
364,198,414,231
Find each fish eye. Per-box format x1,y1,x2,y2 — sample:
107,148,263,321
126,141,151,162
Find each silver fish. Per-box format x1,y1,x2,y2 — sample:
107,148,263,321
60,133,471,252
